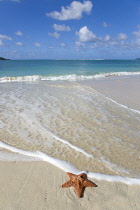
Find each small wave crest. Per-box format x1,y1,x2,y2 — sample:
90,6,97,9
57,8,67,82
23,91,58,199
0,75,41,83
0,71,140,83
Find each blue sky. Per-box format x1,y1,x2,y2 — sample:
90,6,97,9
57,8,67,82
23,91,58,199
0,0,140,59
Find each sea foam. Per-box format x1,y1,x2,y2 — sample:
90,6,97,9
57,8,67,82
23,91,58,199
46,130,93,158
0,141,140,185
0,71,140,83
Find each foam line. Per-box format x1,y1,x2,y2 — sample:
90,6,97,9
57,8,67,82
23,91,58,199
47,131,93,158
0,141,140,185
87,172,140,185
0,141,79,173
78,82,140,115
104,95,140,114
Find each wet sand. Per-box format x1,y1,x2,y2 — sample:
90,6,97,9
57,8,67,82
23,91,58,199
79,75,140,111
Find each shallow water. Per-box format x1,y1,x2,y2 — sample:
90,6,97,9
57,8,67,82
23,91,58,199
0,80,140,178
0,60,140,81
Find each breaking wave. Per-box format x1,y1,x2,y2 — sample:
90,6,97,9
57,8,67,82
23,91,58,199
0,71,140,83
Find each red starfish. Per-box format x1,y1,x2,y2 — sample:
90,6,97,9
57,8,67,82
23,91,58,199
62,172,97,198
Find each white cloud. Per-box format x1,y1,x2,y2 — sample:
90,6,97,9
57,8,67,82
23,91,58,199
15,42,23,46
133,30,140,38
0,34,12,40
102,22,110,28
46,1,93,20
75,41,85,47
90,42,101,48
34,43,41,47
48,32,60,38
76,28,140,50
76,26,97,42
53,24,71,32
135,38,140,46
48,46,55,49
118,33,128,40
104,35,111,41
0,34,12,46
61,43,66,47
90,33,127,49
0,40,4,46
109,41,117,46
76,29,130,49
15,31,23,36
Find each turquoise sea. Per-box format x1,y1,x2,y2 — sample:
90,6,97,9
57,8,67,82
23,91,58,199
0,60,140,81
0,59,140,182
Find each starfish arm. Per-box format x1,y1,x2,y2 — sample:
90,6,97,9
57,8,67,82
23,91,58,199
67,172,77,179
79,173,87,179
62,180,72,188
83,180,98,187
74,185,85,198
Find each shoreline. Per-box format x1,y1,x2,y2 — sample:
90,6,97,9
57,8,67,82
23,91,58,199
0,161,140,210
1,141,140,184
79,75,140,112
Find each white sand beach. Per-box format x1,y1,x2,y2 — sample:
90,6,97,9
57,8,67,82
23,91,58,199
0,75,140,209
0,161,140,210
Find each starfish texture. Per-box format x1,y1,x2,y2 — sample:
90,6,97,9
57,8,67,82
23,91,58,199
62,172,97,198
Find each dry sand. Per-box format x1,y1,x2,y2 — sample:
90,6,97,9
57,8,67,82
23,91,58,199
0,161,140,210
